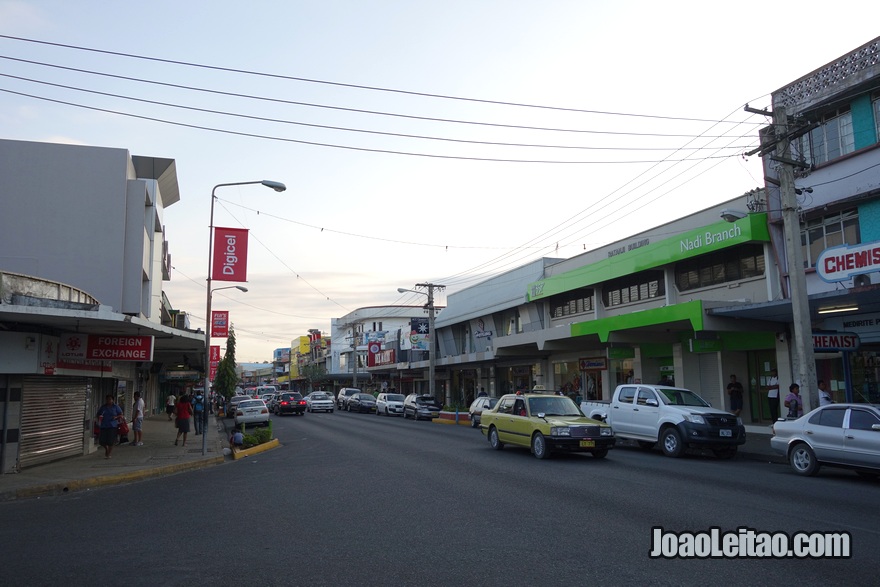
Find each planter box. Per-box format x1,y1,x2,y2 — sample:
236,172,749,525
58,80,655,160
436,411,471,425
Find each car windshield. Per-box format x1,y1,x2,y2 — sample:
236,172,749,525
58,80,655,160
387,394,404,402
528,396,582,416
312,393,329,399
657,388,711,407
239,400,264,408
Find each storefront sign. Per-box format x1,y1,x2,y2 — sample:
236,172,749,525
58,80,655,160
212,226,249,282
815,240,880,282
579,357,607,370
368,343,396,367
211,311,230,338
59,334,154,361
209,345,221,381
688,339,723,353
813,332,860,352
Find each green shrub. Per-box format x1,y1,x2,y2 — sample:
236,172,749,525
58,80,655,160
240,420,273,448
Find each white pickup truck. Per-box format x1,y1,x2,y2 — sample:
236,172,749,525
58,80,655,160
581,384,746,458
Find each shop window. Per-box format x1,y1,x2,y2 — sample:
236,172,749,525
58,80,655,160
800,209,859,268
674,244,764,291
603,271,664,307
551,289,594,318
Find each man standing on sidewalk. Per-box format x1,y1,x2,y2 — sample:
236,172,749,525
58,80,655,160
130,391,145,446
192,389,205,435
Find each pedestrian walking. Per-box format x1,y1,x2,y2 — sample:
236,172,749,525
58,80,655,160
130,391,145,446
726,374,744,417
818,380,833,406
784,383,804,418
96,395,123,459
165,392,176,420
174,394,192,447
192,389,206,435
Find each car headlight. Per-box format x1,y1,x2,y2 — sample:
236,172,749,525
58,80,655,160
550,427,571,436
600,427,613,436
685,414,706,424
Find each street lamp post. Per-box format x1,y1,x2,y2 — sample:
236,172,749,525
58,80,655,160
398,283,445,400
203,180,286,455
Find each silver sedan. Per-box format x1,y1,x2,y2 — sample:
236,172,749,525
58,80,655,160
770,403,880,478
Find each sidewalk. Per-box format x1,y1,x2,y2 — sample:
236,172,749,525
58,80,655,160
0,413,228,502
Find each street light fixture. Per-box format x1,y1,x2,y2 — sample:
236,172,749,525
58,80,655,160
203,180,285,455
398,284,444,401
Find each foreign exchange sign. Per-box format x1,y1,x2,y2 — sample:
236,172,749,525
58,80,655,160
60,334,154,362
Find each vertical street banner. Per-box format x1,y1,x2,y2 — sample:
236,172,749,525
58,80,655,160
409,318,430,350
209,345,221,381
211,311,230,338
212,226,249,282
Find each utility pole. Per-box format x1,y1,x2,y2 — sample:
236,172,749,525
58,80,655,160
416,283,445,402
773,106,819,410
351,323,359,388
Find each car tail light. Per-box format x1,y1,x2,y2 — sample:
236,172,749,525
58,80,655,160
261,408,268,414
281,401,289,406
298,400,306,405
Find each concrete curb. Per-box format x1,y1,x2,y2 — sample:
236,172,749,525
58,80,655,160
231,438,281,460
6,456,226,501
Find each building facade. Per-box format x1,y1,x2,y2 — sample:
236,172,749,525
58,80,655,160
0,139,204,472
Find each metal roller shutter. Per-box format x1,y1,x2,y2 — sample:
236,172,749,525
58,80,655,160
19,377,89,469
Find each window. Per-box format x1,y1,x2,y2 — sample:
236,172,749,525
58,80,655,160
675,244,765,291
793,107,855,166
848,409,880,431
618,386,636,404
602,271,665,307
809,407,846,428
800,209,860,268
551,289,595,319
637,389,657,406
498,398,515,414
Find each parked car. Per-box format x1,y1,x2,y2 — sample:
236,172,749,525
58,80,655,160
225,395,252,418
275,392,307,416
376,392,405,416
306,392,334,413
582,384,745,459
403,394,442,420
481,393,615,459
468,396,498,428
770,403,880,478
234,399,270,427
337,388,361,409
347,393,378,413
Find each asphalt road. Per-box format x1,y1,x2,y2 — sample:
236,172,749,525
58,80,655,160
1,409,876,586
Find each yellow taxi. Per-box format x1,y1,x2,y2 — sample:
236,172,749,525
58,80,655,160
480,392,615,459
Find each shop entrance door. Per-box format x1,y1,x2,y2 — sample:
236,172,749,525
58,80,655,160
746,350,777,424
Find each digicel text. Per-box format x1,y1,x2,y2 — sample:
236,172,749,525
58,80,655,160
222,234,239,275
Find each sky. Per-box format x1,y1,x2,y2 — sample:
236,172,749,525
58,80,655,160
1,1,877,361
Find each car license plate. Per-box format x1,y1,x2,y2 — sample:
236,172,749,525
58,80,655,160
720,429,732,437
579,440,595,448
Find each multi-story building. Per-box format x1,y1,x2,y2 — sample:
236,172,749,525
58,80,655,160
0,139,204,471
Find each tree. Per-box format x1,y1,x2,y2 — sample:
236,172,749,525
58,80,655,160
300,363,327,393
213,326,239,399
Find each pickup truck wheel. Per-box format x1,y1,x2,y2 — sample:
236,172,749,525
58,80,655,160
789,442,819,476
531,432,549,459
660,428,684,458
489,427,504,450
637,441,655,450
591,449,608,459
712,447,737,460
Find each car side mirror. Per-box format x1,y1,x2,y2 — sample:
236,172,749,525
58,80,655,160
872,424,880,432
537,412,546,418
645,399,659,407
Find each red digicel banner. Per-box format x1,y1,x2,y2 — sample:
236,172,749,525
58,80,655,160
211,311,230,338
209,345,221,381
212,226,249,282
